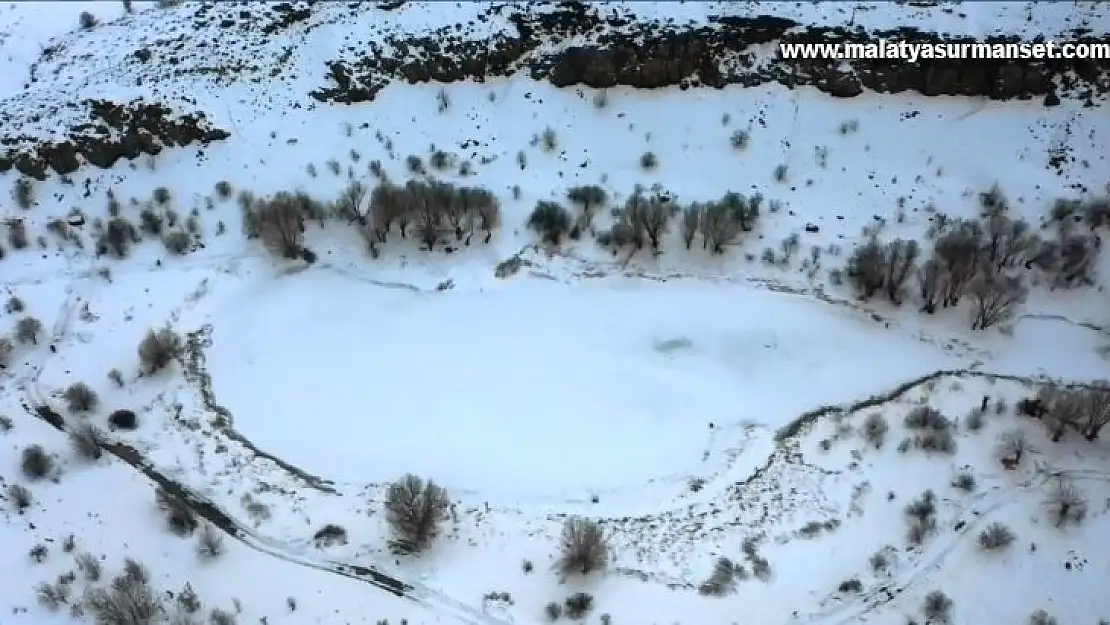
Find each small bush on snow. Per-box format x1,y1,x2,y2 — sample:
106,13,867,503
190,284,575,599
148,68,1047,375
0,335,14,367
904,489,937,546
21,444,54,480
196,523,225,560
69,421,103,461
544,601,562,621
138,327,182,374
75,552,102,582
15,316,42,345
84,566,162,625
63,382,99,413
209,607,237,625
563,593,593,620
1029,609,1057,625
108,409,139,430
860,413,888,448
922,590,953,624
950,469,975,492
312,523,348,547
977,522,1015,550
557,517,609,576
163,231,191,255
36,581,70,610
155,487,198,536
7,483,32,511
1045,477,1087,528
698,557,739,596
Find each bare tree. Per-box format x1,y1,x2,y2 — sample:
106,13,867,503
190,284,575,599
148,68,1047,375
995,429,1028,469
846,237,886,300
917,257,944,313
719,191,761,232
257,193,305,259
1052,234,1098,288
384,474,449,553
968,272,1027,330
983,213,1032,271
681,204,701,249
566,185,607,227
1079,383,1110,440
1044,477,1087,527
1044,390,1084,442
626,194,672,252
527,201,572,246
699,202,742,254
333,179,368,224
472,192,501,244
883,239,920,305
556,517,609,576
934,221,982,306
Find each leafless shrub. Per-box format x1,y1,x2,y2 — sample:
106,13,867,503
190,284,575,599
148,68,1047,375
177,583,201,613
968,271,1027,330
996,429,1028,469
964,408,984,432
544,601,562,621
15,316,42,345
6,295,24,313
977,522,1015,550
618,190,673,252
563,593,593,620
527,201,572,246
21,444,54,480
950,469,975,492
76,552,103,581
163,231,192,255
84,567,164,625
730,129,750,149
97,217,139,259
37,581,71,610
214,181,233,199
0,334,13,367
904,489,937,545
209,607,237,625
250,193,305,259
557,517,609,576
139,207,164,236
79,10,98,28
30,542,48,562
7,218,28,249
64,382,99,413
698,557,739,596
138,327,182,374
14,177,33,209
312,523,347,547
69,421,103,460
1044,477,1087,528
196,523,225,560
639,151,658,169
384,474,449,553
922,590,953,624
108,368,125,387
860,412,889,448
540,127,558,152
1028,609,1058,625
904,406,948,430
155,487,198,536
7,483,32,511
773,163,788,182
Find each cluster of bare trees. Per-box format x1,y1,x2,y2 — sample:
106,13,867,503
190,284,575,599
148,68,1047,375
1020,384,1110,442
527,184,764,255
847,191,1110,330
242,178,501,261
359,179,500,253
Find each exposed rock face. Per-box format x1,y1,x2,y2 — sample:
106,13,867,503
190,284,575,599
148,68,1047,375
0,99,230,179
309,6,1109,106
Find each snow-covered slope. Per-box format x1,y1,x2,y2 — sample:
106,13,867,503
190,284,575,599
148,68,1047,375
1,2,1109,625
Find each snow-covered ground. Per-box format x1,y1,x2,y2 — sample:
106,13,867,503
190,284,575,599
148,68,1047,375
1,2,1109,625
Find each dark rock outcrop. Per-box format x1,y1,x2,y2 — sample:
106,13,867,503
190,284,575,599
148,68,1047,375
309,5,1110,106
0,99,230,179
